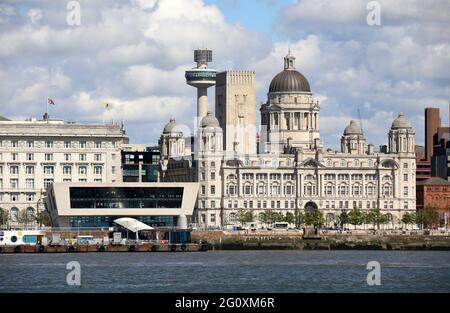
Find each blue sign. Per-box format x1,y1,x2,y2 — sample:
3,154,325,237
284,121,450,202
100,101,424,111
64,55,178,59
0,231,4,236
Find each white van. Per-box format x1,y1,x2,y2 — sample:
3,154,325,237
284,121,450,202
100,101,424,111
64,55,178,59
272,222,289,230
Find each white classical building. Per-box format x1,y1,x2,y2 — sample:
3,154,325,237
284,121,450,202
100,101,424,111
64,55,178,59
0,117,128,227
159,51,416,228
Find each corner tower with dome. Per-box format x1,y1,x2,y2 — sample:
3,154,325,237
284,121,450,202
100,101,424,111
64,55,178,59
159,49,416,229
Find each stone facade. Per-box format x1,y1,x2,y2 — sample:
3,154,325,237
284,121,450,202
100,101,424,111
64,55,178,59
0,119,128,227
160,52,417,229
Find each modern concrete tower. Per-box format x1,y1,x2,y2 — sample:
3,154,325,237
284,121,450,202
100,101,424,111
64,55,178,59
215,71,257,155
185,49,216,126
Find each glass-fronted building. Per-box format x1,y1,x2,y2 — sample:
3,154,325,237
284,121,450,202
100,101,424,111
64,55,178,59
45,182,198,228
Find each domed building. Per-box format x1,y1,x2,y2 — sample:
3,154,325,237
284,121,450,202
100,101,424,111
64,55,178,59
160,50,416,230
260,50,320,153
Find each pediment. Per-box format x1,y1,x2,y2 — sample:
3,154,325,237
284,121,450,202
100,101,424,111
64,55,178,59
298,158,324,168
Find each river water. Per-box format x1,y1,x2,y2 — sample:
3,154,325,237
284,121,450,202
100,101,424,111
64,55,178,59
1,251,449,293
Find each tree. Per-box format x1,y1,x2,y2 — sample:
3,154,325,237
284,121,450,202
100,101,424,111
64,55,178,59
304,210,325,228
17,209,33,229
402,212,417,229
366,208,386,230
274,211,285,223
35,210,51,227
338,210,349,229
417,207,440,229
0,208,9,228
348,208,365,230
294,209,304,229
237,209,253,226
285,212,295,225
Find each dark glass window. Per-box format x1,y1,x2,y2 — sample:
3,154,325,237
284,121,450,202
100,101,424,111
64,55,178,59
70,187,183,209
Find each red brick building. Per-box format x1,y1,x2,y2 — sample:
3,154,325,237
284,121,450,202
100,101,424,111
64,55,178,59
416,177,450,222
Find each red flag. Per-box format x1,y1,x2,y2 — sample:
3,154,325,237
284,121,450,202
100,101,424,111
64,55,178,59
48,98,55,105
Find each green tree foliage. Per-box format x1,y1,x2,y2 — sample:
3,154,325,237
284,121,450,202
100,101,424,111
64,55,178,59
417,207,440,229
304,210,325,228
348,208,365,229
338,210,349,229
366,208,388,230
35,210,51,227
237,209,253,225
285,212,295,225
401,212,417,228
294,209,304,229
0,208,9,228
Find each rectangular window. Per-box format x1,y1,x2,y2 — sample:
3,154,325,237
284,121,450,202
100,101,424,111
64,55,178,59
27,141,34,148
94,154,102,162
78,166,87,175
403,186,408,196
211,172,215,180
64,141,71,148
403,174,408,182
63,179,72,182
79,154,86,162
11,140,19,148
26,153,34,161
79,141,87,149
44,179,54,188
11,153,18,161
45,141,53,148
10,193,19,202
44,166,54,175
64,154,71,161
211,200,216,209
112,166,116,175
26,166,34,175
211,185,215,195
111,154,116,161
201,185,206,195
94,166,103,175
95,142,102,149
45,153,53,161
404,201,408,209
26,179,34,189
26,194,34,202
10,179,19,189
200,172,205,181
10,166,19,175
0,166,2,175
63,166,72,175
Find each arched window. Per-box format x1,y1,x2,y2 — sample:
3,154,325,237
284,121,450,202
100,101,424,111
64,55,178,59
326,159,332,167
245,158,250,166
366,184,375,196
10,207,19,223
243,183,253,195
257,183,267,195
304,183,316,196
271,183,281,196
354,159,360,167
26,207,35,222
382,175,392,182
284,183,294,196
338,184,348,196
383,184,393,197
227,184,237,196
352,184,362,196
325,183,334,196
228,212,237,224
340,159,346,167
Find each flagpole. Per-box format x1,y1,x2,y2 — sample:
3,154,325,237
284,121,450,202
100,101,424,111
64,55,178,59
46,97,49,122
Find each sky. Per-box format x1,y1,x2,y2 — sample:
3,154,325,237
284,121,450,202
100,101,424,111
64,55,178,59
0,0,449,149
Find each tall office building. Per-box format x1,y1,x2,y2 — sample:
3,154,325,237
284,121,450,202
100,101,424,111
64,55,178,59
425,107,441,161
215,71,257,155
0,117,128,227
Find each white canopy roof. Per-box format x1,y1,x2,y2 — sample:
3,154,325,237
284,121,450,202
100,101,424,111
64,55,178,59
114,218,154,232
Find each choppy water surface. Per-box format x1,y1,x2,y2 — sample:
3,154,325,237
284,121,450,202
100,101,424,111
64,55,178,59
1,251,449,292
